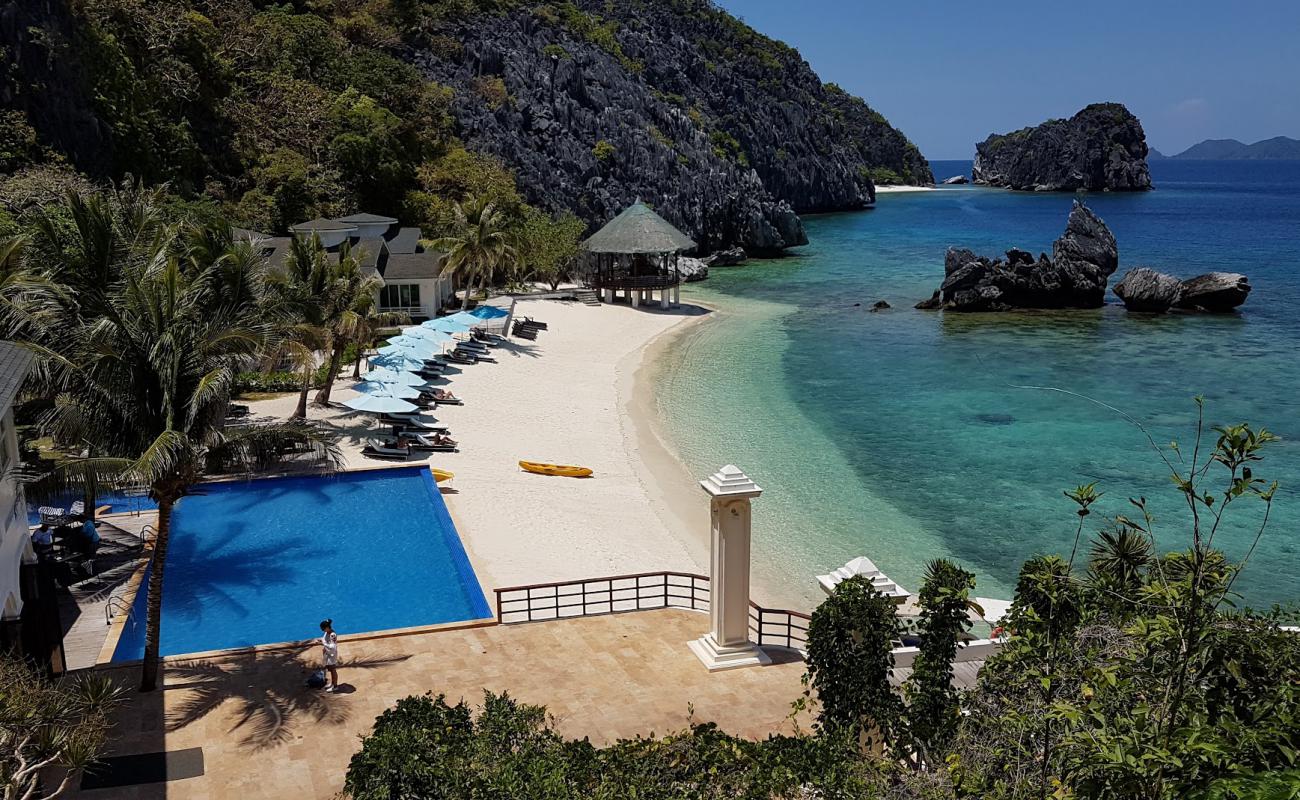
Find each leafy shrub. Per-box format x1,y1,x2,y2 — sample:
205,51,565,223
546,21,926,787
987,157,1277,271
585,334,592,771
591,139,616,162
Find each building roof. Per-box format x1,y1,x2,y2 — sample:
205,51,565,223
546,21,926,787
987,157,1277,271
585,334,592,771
0,342,34,412
336,213,398,225
354,238,386,270
232,227,271,242
290,218,357,233
382,252,444,280
582,202,696,254
385,227,421,255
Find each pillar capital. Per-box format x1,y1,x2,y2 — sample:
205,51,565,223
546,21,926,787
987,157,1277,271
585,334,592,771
700,464,762,500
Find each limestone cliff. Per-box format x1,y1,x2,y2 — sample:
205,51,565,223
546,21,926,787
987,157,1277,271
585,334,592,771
972,103,1151,192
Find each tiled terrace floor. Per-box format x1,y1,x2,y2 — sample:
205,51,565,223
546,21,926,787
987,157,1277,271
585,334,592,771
72,609,812,799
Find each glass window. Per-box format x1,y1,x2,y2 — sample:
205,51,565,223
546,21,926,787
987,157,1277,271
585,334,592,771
380,284,421,309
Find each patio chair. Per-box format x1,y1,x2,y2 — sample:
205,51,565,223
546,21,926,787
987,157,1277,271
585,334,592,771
402,433,458,452
362,438,410,460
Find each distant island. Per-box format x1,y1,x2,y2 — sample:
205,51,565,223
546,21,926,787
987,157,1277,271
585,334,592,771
1150,136,1300,160
972,103,1152,192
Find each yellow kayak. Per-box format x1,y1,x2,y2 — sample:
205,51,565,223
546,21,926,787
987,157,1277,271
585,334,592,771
431,468,454,483
519,461,593,478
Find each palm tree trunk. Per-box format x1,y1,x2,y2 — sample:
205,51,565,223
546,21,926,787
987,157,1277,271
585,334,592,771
140,495,174,692
293,379,309,419
351,346,364,380
313,344,344,406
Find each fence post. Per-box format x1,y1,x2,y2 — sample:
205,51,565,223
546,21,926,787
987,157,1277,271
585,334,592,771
689,465,771,671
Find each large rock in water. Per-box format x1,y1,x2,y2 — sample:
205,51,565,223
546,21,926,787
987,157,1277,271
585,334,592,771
933,202,1119,311
973,103,1153,192
1114,268,1184,311
1177,273,1251,312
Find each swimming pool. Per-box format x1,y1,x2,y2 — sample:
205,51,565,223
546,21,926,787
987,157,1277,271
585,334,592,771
111,467,490,660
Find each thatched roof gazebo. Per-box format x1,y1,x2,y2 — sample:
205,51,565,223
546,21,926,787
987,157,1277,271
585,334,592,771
581,201,696,308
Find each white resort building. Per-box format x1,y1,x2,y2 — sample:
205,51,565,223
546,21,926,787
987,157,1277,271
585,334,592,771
238,212,452,320
0,341,33,651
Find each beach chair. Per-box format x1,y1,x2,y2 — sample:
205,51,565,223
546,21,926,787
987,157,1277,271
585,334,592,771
382,413,448,432
518,316,548,330
362,438,410,460
433,395,463,406
402,433,458,452
446,351,477,365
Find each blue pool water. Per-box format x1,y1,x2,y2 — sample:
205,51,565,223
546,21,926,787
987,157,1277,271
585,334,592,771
111,467,490,660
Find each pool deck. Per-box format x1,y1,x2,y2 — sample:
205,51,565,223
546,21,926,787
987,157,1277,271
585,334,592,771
58,514,156,670
67,608,984,799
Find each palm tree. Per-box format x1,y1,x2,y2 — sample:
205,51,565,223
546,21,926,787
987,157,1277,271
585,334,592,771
313,250,384,406
1,186,338,691
263,234,338,419
347,289,405,380
431,198,517,304
1087,527,1153,594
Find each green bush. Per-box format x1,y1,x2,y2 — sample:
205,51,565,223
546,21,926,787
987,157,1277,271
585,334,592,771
591,139,616,162
345,691,896,799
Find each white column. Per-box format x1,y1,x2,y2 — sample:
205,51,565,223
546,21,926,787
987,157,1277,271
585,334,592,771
661,288,670,309
631,289,639,308
673,284,681,306
604,288,614,304
689,465,771,671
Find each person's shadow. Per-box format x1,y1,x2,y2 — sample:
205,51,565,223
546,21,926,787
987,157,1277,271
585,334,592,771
328,683,357,694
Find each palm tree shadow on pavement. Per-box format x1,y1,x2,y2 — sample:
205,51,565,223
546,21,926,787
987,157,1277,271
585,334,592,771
163,646,411,750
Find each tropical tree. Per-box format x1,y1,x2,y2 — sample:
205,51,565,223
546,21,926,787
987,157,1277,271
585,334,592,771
313,250,384,406
431,198,517,303
903,558,976,768
512,207,585,291
345,286,405,380
0,185,338,691
262,234,339,418
1,654,123,799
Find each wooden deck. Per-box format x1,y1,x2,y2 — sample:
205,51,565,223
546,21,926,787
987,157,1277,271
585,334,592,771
58,513,155,669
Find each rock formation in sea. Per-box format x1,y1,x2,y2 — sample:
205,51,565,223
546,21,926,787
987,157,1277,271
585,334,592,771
1112,268,1251,313
1176,272,1252,312
1113,268,1185,311
929,201,1119,311
942,175,969,185
704,247,748,267
414,1,932,254
972,103,1153,192
676,257,709,283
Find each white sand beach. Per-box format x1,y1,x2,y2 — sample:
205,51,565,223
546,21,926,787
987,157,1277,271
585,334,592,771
874,185,936,193
244,299,718,596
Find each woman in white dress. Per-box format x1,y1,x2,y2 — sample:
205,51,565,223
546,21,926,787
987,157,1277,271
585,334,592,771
320,619,339,692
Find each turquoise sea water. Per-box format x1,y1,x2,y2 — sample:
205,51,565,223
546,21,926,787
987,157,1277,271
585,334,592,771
657,160,1300,608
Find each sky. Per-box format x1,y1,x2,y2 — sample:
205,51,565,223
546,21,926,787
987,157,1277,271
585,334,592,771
713,0,1300,159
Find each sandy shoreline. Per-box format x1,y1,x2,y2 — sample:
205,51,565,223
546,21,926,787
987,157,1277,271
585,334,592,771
875,184,937,193
245,299,728,603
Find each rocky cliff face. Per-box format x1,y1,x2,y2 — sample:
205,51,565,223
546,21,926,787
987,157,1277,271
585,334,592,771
927,202,1118,311
972,103,1152,192
414,1,932,253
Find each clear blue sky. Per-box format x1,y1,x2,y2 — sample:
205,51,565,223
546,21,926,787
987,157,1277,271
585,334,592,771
713,0,1300,159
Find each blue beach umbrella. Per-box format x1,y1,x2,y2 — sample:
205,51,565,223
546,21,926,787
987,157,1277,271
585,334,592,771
342,394,418,414
422,317,470,334
360,369,426,387
446,311,486,328
386,334,437,351
470,306,509,320
352,381,422,400
403,327,454,346
368,353,428,371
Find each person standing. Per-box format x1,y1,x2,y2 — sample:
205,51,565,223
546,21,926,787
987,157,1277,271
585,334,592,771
319,619,339,692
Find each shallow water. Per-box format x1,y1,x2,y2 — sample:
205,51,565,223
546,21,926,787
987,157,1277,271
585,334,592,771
658,160,1300,607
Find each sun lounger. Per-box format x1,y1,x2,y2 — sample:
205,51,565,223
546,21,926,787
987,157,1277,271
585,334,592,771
446,352,477,365
403,433,458,452
433,396,463,406
362,438,410,460
518,316,548,330
382,413,448,432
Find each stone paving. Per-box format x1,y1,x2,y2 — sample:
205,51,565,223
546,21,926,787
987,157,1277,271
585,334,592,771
71,609,811,799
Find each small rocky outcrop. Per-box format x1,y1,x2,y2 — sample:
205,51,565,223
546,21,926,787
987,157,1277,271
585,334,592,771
676,257,709,282
1114,268,1184,311
931,201,1118,311
973,103,1153,192
870,300,891,312
942,175,968,185
915,291,942,310
704,247,747,267
1177,272,1251,312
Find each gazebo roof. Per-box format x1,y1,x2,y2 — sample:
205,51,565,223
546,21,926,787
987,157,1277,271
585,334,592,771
582,201,696,254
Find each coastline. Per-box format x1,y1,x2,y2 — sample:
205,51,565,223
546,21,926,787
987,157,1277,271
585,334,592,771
875,185,937,193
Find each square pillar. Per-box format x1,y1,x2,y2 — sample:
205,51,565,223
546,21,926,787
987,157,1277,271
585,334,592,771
673,284,681,306
660,288,670,309
631,289,639,308
689,465,771,671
